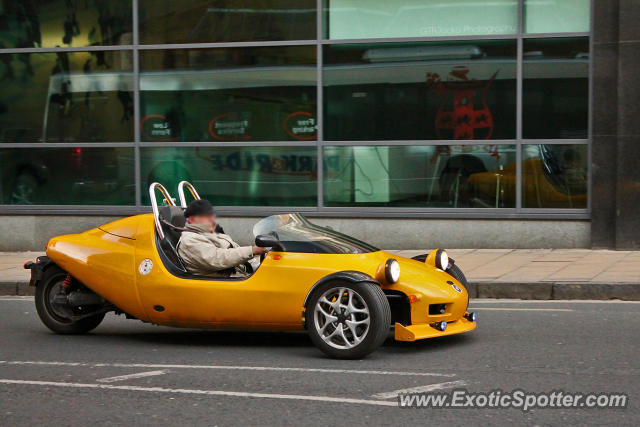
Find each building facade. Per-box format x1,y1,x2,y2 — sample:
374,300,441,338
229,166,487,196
0,1,634,250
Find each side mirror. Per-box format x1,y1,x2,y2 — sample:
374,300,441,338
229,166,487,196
255,234,283,251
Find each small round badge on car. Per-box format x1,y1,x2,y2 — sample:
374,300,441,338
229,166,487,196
139,259,153,275
451,283,462,293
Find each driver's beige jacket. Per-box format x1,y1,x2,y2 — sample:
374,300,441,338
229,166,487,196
177,223,254,277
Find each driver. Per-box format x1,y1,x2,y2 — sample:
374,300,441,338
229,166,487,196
177,199,267,277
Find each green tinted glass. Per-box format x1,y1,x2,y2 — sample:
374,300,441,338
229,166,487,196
324,145,516,208
0,0,132,48
524,0,590,33
522,37,589,139
141,147,317,206
0,50,133,143
324,0,517,39
522,145,587,208
139,46,316,142
0,147,134,205
139,0,316,44
323,40,517,141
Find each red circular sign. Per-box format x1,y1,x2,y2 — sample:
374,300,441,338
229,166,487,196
208,113,251,141
283,111,316,141
140,114,179,141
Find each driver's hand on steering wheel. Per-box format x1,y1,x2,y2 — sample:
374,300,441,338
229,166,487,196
252,246,269,256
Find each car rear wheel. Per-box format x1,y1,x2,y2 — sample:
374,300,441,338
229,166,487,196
35,266,105,334
306,281,391,359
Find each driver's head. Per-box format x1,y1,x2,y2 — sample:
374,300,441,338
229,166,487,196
184,199,216,231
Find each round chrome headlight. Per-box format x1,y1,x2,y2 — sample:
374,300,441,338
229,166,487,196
436,249,449,271
384,259,401,283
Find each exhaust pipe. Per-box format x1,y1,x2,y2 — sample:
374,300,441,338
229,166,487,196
67,291,105,307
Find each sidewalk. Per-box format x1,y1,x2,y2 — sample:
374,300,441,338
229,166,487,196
2,250,640,299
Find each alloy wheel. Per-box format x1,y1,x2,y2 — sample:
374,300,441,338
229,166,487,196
313,287,370,349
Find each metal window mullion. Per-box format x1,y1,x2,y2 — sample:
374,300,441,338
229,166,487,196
137,40,317,50
587,0,594,213
0,142,136,148
520,32,590,39
516,0,524,212
138,141,318,147
319,140,520,146
0,45,135,54
321,33,518,45
316,0,324,211
133,0,141,208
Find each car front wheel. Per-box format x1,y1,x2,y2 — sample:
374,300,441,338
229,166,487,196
306,281,391,359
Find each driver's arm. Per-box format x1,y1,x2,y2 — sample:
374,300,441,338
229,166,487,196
178,234,255,272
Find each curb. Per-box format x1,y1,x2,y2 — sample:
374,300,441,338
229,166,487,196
0,281,35,296
467,282,640,301
3,280,640,300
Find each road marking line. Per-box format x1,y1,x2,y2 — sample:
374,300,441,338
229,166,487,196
97,370,167,383
372,380,467,400
0,361,454,377
471,299,640,304
0,297,33,301
0,379,397,407
471,308,573,312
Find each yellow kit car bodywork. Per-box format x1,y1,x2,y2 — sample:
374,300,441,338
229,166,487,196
46,213,475,336
27,183,475,358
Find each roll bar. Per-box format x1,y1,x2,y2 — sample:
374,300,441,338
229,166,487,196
178,180,201,208
149,182,176,240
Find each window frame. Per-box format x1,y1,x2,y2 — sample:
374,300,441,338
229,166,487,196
0,0,592,219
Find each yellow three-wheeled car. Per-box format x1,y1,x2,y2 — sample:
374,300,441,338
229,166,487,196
25,182,476,358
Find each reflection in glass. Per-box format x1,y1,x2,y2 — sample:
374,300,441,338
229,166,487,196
0,50,133,143
522,144,587,208
324,145,516,208
140,147,317,206
0,147,134,205
324,0,517,39
522,38,589,139
323,41,516,141
524,0,590,33
139,46,316,142
0,0,132,48
139,0,316,44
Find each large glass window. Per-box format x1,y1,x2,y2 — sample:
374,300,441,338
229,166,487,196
524,0,590,34
324,40,517,141
139,46,316,142
0,1,592,213
139,0,316,44
522,144,587,209
0,0,132,48
324,145,516,208
522,37,589,139
0,50,133,143
324,0,517,39
141,146,317,206
0,147,134,205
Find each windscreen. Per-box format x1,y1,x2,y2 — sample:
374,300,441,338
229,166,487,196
252,213,378,254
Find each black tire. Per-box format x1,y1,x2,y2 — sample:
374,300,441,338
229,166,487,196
446,264,470,307
306,281,391,359
446,264,468,292
35,266,105,334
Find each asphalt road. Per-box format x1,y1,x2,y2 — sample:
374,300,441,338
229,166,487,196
0,298,638,426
